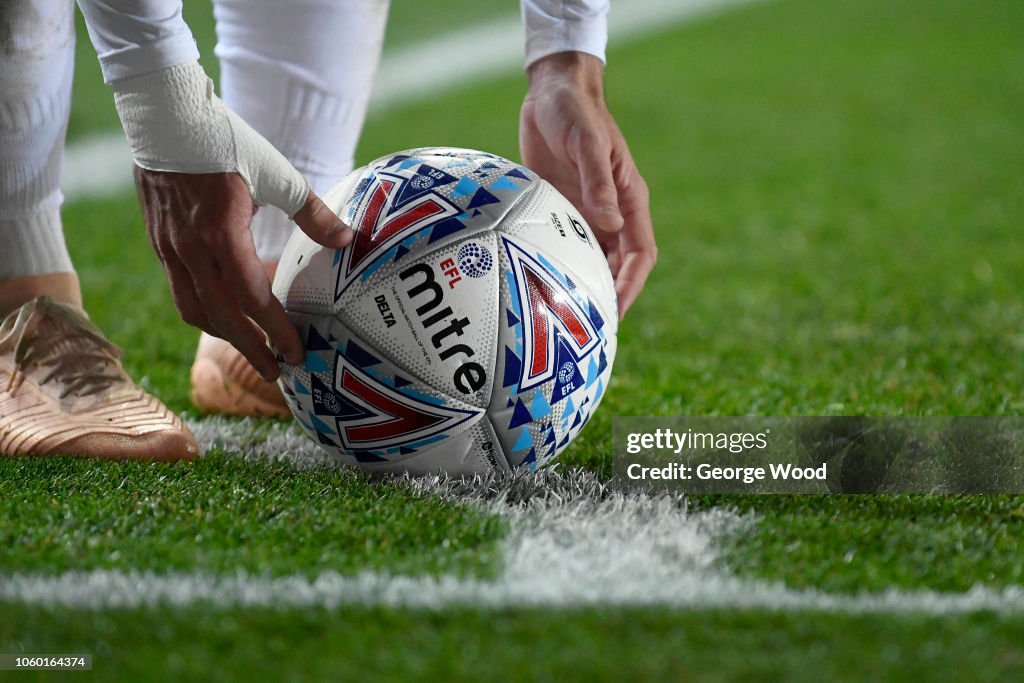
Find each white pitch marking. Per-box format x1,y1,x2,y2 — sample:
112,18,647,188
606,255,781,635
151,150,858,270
3,417,1024,615
60,0,762,202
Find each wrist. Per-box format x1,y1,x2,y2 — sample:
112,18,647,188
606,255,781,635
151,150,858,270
526,52,605,100
112,61,232,175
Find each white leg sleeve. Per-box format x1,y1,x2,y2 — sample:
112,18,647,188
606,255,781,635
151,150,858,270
0,0,76,279
212,0,389,262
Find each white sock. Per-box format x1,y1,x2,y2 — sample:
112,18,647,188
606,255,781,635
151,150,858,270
0,0,75,279
212,0,390,262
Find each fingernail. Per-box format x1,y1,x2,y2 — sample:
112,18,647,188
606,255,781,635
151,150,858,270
335,223,354,246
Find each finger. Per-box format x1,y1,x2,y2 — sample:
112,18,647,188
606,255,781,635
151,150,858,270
196,273,283,381
176,240,283,381
598,230,622,280
137,189,213,333
161,247,213,332
570,131,624,235
214,232,304,366
199,175,305,367
293,190,353,249
612,170,656,320
614,250,656,320
197,186,304,367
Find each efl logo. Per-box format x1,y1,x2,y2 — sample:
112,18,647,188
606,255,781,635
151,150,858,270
502,236,601,392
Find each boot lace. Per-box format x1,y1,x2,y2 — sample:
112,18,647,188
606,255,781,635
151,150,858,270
3,299,124,399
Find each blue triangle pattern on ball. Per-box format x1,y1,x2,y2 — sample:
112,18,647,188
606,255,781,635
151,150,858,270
316,430,338,448
345,339,381,368
503,346,522,388
530,391,551,419
427,218,466,243
588,299,605,331
353,450,387,463
383,154,411,168
451,176,479,199
489,176,520,192
306,325,332,351
520,447,537,467
512,429,534,452
467,187,500,210
310,414,334,437
508,398,533,429
305,351,330,374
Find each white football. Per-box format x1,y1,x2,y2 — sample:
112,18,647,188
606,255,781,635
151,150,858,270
273,147,617,475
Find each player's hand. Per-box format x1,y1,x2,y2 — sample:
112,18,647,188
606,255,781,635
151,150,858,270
520,52,656,319
134,168,351,381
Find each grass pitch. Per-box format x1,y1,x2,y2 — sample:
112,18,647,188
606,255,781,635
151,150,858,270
4,0,1024,680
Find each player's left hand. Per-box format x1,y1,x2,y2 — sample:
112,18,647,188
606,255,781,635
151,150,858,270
520,51,656,319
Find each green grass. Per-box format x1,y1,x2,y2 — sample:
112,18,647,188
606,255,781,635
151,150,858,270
0,452,503,578
6,0,1024,679
700,494,1024,593
3,607,1023,683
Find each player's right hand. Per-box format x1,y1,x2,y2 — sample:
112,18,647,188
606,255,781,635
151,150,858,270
133,169,349,382
115,61,352,380
519,52,656,320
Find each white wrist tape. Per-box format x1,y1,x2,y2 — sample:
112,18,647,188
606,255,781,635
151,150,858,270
112,61,308,217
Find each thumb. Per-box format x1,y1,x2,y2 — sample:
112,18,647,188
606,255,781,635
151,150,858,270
293,190,354,249
576,137,624,235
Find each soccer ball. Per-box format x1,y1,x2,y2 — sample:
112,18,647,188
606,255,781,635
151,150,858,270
272,147,617,475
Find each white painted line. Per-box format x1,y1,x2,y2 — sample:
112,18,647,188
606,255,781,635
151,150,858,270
61,0,761,202
3,417,1023,615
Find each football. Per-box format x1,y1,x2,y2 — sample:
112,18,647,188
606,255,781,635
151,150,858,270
272,147,617,475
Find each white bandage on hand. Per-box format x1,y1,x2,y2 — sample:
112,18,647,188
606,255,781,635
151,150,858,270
112,61,308,218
